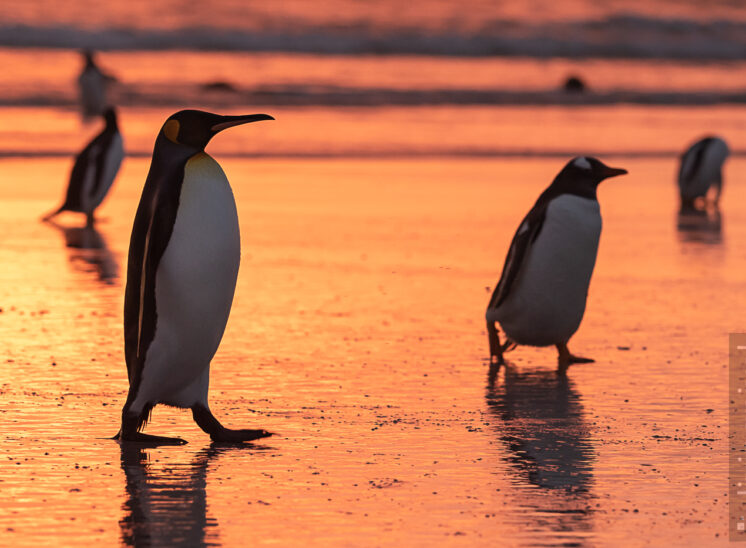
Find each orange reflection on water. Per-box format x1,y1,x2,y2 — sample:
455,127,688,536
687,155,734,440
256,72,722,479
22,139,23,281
0,152,736,545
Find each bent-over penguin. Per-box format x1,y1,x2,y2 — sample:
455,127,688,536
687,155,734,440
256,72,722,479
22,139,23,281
678,136,729,209
43,107,123,226
485,157,627,373
114,109,274,444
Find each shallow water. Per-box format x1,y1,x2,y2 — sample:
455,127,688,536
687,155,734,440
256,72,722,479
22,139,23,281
0,153,736,546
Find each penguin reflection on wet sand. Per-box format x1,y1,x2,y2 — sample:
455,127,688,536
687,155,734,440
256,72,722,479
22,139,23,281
43,107,123,226
115,110,274,445
486,364,594,492
486,157,627,373
44,219,118,283
677,136,729,210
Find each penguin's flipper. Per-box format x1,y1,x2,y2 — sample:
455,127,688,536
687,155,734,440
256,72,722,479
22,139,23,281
87,130,118,202
123,184,180,388
63,141,103,212
487,202,548,310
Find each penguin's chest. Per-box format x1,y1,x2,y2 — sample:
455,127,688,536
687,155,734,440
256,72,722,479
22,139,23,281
154,153,241,366
498,194,601,346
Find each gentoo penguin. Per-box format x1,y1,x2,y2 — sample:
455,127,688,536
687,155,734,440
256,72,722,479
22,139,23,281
43,107,123,226
115,109,274,444
485,157,627,373
78,50,115,121
677,136,729,209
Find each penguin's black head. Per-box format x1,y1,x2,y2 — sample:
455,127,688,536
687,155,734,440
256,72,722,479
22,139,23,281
103,107,117,126
562,156,627,187
160,109,274,150
81,49,95,65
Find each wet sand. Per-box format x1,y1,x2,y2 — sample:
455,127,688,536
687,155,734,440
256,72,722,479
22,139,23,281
0,156,736,546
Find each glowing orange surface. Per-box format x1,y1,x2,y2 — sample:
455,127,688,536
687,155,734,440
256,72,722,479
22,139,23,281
0,152,738,545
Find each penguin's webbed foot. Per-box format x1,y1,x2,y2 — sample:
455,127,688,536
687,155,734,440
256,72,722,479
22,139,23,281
192,404,273,443
556,343,594,373
114,431,188,446
209,428,273,443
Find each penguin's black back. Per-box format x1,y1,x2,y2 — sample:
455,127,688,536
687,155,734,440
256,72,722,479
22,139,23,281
123,136,195,394
678,136,716,187
62,116,119,212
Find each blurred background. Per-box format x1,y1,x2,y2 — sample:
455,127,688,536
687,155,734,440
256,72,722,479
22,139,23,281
2,0,746,158
0,1,743,546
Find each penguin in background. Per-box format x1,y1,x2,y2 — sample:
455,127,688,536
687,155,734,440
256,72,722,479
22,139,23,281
677,136,729,210
78,49,116,121
43,107,123,226
115,109,274,445
485,157,627,373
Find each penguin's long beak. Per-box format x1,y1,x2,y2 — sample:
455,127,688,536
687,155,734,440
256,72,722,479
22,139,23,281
211,114,274,132
601,166,628,179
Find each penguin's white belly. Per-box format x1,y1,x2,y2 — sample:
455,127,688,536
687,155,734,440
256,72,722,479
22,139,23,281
78,69,106,117
137,152,240,408
496,195,601,347
90,132,123,210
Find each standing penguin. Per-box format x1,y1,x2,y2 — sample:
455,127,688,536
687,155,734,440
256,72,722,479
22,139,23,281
43,107,123,226
677,136,729,209
115,110,274,444
78,50,115,121
485,157,627,373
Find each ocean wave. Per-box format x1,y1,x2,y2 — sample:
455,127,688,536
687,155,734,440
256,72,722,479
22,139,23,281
2,15,746,59
2,147,744,160
3,84,746,108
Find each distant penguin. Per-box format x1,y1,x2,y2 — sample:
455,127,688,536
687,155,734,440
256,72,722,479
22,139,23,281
43,107,123,226
562,75,586,93
78,50,113,121
677,136,729,209
115,109,274,444
485,157,627,372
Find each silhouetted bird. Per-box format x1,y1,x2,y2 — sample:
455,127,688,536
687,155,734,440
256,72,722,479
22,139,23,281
78,49,116,120
115,110,275,445
43,107,123,226
563,75,587,93
677,136,729,209
486,157,627,372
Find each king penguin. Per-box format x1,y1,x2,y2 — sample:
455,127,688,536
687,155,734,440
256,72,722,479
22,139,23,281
43,107,123,226
115,109,274,445
78,50,113,121
677,136,729,209
485,157,627,373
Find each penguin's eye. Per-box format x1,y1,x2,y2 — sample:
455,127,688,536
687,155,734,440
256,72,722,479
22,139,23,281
162,119,180,144
572,157,591,170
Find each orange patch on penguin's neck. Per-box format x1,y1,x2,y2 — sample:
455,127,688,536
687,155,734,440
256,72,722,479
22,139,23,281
162,119,180,144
